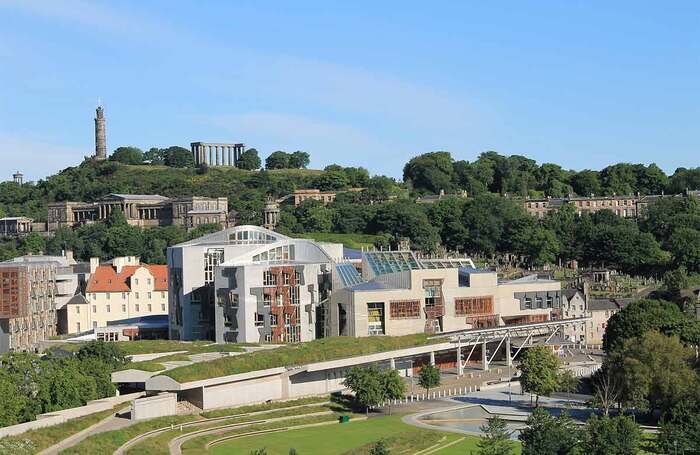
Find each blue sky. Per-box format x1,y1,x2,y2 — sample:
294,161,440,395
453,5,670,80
1,1,699,181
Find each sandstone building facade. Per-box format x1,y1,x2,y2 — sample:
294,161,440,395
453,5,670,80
47,194,232,232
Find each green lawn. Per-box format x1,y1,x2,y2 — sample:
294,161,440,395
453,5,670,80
209,414,503,455
162,334,439,383
293,232,381,249
0,403,126,455
54,340,245,356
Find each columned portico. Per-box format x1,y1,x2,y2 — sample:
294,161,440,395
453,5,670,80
190,142,245,167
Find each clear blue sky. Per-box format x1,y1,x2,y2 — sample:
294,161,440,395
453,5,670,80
1,1,698,181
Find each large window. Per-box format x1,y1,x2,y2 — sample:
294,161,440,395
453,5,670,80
263,270,276,286
367,302,385,336
455,296,494,316
423,280,443,307
390,300,420,319
204,248,224,284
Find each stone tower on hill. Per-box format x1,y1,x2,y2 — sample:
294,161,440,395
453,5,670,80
94,104,107,160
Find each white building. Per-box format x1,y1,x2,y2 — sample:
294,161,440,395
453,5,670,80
167,226,343,343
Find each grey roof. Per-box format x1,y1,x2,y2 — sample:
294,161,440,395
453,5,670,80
563,289,583,300
346,281,389,292
187,209,226,214
105,194,169,201
588,298,633,311
0,216,32,221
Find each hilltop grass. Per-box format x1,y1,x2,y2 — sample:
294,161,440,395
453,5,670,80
293,232,381,249
161,334,438,383
55,340,246,356
0,403,126,455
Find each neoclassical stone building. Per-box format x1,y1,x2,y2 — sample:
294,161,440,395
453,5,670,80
48,194,234,232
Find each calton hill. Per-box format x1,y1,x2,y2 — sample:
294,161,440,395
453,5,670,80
1,147,700,454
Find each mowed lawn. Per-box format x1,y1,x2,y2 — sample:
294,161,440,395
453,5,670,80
210,414,520,455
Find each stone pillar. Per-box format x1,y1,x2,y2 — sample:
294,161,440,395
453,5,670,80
216,146,221,166
208,145,213,165
505,336,512,367
430,351,435,366
482,341,489,371
389,358,396,370
228,146,232,166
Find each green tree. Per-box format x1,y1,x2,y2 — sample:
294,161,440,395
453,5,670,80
316,169,350,191
78,357,116,398
76,340,127,369
237,149,262,170
668,227,700,273
581,414,642,455
663,266,689,298
607,331,698,413
110,147,144,165
19,232,46,255
294,200,333,232
418,364,440,396
0,369,27,426
570,169,601,196
143,147,164,164
657,400,700,455
369,440,390,455
517,346,560,407
288,151,310,169
163,146,194,167
403,151,455,194
265,151,290,169
476,416,514,455
518,408,579,455
603,299,700,352
380,367,406,414
343,365,386,415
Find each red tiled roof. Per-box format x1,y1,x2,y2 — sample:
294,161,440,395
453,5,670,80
86,264,168,293
86,266,130,293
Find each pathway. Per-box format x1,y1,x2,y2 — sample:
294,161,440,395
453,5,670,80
38,408,134,455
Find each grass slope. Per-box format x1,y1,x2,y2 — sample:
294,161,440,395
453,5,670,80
55,340,245,356
162,334,438,383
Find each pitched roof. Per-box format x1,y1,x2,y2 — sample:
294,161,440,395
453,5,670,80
86,266,130,293
588,298,633,311
86,264,168,293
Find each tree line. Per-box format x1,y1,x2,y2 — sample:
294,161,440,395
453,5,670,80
404,150,700,197
0,341,127,427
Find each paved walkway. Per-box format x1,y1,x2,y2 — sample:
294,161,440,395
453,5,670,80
38,408,134,455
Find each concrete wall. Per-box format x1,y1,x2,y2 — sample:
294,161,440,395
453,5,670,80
131,393,178,421
0,392,142,438
201,374,283,410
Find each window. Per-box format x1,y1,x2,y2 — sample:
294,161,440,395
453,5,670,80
92,305,97,313
270,314,278,326
106,293,110,300
455,296,494,316
76,306,80,314
135,304,140,312
283,273,290,285
524,297,532,309
147,278,151,285
135,292,140,299
423,279,443,307
161,303,166,311
263,270,276,286
535,297,543,308
546,296,553,308
134,278,139,285
106,305,111,313
204,248,224,284
263,294,272,307
148,292,152,299
76,322,80,332
390,300,420,319
254,313,264,327
122,293,126,299
122,304,127,312
93,321,97,328
229,292,239,308
148,304,152,312
367,302,385,336
161,292,165,299
290,286,300,305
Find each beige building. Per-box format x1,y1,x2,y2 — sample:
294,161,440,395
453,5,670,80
523,195,640,219
65,256,168,334
560,289,587,342
47,194,232,233
328,253,561,338
585,298,631,345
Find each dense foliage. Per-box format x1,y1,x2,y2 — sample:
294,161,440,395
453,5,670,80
1,151,699,276
0,341,126,427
